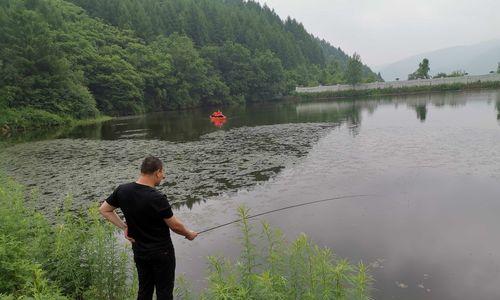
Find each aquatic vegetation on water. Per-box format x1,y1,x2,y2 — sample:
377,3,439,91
1,123,331,215
0,175,372,299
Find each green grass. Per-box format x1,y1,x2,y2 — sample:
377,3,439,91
293,80,500,101
0,175,373,299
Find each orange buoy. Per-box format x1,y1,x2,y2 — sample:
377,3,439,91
210,110,227,127
210,110,226,119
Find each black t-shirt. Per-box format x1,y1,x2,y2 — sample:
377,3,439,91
106,182,174,257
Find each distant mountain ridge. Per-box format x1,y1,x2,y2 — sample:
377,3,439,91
376,39,500,81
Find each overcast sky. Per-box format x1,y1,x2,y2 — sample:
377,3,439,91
256,0,500,67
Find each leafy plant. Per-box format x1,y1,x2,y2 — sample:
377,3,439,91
199,205,373,299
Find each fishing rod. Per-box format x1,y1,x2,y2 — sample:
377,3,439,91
197,194,375,234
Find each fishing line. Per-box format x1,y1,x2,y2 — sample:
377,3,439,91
197,194,375,234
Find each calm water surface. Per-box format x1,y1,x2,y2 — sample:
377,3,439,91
2,90,500,299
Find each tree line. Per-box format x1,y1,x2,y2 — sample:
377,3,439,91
0,0,379,128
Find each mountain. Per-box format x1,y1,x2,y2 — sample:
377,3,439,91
376,39,500,81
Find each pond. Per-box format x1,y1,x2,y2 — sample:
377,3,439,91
2,89,500,299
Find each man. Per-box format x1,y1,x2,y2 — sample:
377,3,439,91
99,155,198,300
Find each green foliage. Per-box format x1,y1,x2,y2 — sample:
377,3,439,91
0,175,67,298
433,72,448,79
346,53,363,85
448,70,467,77
198,206,373,299
0,2,98,119
0,175,136,299
86,54,145,115
154,34,233,109
202,42,286,101
434,70,467,78
2,0,380,131
0,108,72,131
496,62,499,74
408,58,430,80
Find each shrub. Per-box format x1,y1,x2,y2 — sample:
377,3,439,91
0,108,72,131
0,175,136,299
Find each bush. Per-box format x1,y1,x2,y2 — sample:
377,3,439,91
0,175,136,299
0,108,72,131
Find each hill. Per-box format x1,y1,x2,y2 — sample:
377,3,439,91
0,0,379,130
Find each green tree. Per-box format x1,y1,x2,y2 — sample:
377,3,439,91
408,58,430,80
0,4,98,118
202,41,254,99
126,42,175,111
85,54,144,115
154,34,231,109
434,72,448,78
345,52,363,85
248,50,286,100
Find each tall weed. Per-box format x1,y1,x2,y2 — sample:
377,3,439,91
199,205,373,300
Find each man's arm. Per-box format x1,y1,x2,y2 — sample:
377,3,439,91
164,216,198,240
99,201,127,230
99,201,135,243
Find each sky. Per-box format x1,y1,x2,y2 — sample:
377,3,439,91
256,0,500,68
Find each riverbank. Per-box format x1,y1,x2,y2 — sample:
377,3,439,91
293,80,500,101
0,107,111,136
0,173,372,299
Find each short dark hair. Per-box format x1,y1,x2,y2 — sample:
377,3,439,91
141,155,163,174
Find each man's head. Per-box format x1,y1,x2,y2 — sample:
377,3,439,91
140,155,165,186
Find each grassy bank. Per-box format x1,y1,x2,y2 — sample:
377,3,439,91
0,107,111,134
0,175,372,299
293,80,500,100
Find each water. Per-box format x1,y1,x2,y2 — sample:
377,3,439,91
2,90,500,299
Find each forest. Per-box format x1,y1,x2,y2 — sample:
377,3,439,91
0,0,380,129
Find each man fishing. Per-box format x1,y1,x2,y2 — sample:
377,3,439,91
99,155,198,300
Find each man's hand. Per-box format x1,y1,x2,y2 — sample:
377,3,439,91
185,230,198,241
124,226,135,243
164,216,197,240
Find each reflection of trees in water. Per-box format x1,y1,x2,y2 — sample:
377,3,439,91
6,90,500,144
496,91,500,122
496,101,500,121
345,103,362,136
295,100,366,136
414,104,427,122
400,91,467,108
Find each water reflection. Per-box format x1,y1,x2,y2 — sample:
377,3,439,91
209,117,227,128
2,90,499,146
414,104,427,122
2,89,500,212
496,100,500,121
